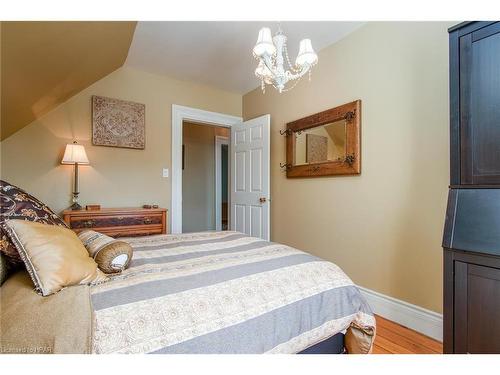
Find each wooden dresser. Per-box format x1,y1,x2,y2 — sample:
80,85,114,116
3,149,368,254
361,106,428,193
63,207,167,237
442,22,500,354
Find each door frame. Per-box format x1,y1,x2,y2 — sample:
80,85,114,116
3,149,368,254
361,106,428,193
171,104,242,234
215,136,229,231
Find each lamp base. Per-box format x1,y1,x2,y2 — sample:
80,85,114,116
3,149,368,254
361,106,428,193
69,191,82,210
69,202,83,211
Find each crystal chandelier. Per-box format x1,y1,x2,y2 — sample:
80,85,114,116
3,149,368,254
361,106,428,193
253,26,318,93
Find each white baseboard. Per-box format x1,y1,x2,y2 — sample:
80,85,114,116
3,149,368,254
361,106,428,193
357,286,443,342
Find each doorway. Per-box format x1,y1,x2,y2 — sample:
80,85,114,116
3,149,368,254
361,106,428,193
182,121,230,233
171,105,270,239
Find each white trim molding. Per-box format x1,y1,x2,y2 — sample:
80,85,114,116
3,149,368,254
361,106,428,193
357,286,443,342
171,105,242,234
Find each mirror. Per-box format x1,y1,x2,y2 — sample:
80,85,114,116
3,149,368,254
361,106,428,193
284,100,361,178
294,119,347,166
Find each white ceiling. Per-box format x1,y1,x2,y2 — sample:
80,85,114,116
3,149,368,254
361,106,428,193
125,21,364,94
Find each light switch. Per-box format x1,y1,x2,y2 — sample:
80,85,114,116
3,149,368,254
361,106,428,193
162,168,169,178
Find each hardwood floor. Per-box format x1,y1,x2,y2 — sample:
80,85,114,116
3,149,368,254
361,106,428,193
372,315,443,354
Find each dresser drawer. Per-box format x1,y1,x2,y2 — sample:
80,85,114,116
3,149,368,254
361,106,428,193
90,225,164,238
69,214,163,230
63,207,167,238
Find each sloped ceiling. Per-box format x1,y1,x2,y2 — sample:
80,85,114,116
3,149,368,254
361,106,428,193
0,21,137,140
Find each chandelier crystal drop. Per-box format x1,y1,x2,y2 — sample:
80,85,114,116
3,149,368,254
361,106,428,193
253,26,318,93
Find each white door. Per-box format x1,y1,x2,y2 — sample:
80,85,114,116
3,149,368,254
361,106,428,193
230,114,270,240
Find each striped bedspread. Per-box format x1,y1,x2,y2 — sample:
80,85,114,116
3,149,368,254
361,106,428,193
90,231,375,354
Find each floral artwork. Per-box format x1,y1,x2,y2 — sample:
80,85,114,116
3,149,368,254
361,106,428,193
92,95,145,149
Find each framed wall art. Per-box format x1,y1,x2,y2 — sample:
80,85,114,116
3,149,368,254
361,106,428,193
92,95,145,149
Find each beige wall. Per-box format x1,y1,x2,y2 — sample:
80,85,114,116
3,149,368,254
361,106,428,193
243,22,453,313
0,67,241,223
182,122,229,233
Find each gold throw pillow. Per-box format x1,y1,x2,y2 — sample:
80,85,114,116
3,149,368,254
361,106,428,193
78,230,133,273
4,220,108,296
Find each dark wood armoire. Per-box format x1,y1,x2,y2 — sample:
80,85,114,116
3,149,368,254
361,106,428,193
443,21,500,354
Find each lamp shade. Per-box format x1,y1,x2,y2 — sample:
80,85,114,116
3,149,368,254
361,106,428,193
295,39,318,66
253,27,276,57
61,143,90,165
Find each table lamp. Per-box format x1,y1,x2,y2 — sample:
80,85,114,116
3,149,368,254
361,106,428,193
61,141,90,210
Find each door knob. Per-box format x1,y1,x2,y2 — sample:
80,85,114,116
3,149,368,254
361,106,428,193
259,197,267,203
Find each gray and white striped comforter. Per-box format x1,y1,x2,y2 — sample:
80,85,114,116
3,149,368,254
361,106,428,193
90,231,375,354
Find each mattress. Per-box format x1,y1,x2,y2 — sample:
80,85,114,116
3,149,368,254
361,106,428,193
90,231,376,354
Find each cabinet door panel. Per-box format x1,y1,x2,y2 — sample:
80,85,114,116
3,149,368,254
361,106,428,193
460,23,500,184
466,264,500,353
454,261,500,353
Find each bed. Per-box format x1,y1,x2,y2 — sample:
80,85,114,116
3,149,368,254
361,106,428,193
1,231,375,354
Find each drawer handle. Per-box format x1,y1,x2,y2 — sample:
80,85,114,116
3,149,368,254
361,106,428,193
83,220,95,228
143,218,153,224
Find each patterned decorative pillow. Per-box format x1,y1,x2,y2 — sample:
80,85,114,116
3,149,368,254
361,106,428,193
78,230,133,273
0,180,68,267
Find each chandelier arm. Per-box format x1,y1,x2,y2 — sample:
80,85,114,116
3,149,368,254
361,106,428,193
281,73,305,92
262,55,278,78
286,65,310,81
283,42,301,74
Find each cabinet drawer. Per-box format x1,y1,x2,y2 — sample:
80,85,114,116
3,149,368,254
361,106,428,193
69,214,163,229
